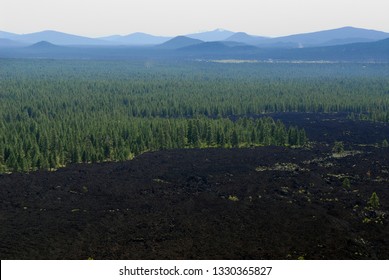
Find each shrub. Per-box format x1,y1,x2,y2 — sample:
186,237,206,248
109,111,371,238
228,195,239,202
342,178,350,189
368,192,380,209
332,141,344,154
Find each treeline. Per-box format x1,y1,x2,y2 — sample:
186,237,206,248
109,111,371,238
2,75,389,120
2,61,389,121
0,117,306,172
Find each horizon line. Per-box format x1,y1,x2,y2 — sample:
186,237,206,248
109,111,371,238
1,25,389,39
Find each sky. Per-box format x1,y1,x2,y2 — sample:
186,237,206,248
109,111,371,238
1,0,389,37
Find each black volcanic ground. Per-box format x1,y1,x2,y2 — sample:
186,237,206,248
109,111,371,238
1,113,388,259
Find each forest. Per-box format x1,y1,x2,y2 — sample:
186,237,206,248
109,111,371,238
1,58,389,260
1,59,389,172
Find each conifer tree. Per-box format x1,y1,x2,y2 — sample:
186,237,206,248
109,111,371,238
368,192,380,209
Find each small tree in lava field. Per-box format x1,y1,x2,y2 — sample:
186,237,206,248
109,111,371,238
332,141,344,154
368,192,380,209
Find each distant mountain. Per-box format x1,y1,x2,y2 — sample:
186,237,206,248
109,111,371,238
27,41,61,49
0,38,26,47
186,29,235,41
1,27,389,62
0,31,18,39
243,37,389,62
316,37,378,47
158,36,203,49
225,32,268,45
100,32,171,45
9,30,108,45
2,27,389,48
179,41,259,55
261,26,389,48
175,36,389,62
222,41,253,47
180,41,231,52
11,41,73,59
1,37,388,62
291,37,389,61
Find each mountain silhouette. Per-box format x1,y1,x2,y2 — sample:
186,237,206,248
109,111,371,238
14,30,108,45
100,32,171,45
225,32,268,45
0,31,18,39
0,38,26,47
1,26,389,48
260,26,389,47
158,36,203,49
186,29,235,41
27,41,61,49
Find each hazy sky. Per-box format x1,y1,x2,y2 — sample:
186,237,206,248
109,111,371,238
1,0,389,37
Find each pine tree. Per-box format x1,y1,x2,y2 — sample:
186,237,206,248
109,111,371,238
206,123,213,146
342,178,350,188
231,130,239,148
368,192,380,209
332,141,344,154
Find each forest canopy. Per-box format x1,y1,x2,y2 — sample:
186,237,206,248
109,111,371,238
1,59,389,172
